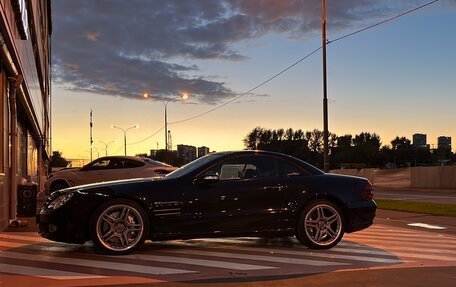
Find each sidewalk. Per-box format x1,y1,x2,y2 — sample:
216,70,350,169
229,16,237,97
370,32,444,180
4,195,47,232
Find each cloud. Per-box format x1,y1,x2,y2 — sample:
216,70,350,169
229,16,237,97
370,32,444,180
52,0,426,104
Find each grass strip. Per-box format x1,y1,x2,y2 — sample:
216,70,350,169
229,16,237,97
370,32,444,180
376,199,456,217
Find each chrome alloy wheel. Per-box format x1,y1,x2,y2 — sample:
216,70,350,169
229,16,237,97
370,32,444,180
304,204,342,246
95,204,144,252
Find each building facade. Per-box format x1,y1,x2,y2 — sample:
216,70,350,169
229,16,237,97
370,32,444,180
0,0,52,229
197,146,209,158
177,144,196,164
437,136,452,151
412,133,427,149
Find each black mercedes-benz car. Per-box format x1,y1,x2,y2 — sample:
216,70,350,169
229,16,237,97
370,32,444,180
38,150,376,255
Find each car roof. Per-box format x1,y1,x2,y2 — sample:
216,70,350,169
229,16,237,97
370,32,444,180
207,150,323,174
93,156,144,161
210,150,291,157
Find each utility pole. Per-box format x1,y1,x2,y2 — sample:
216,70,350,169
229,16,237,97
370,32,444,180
90,109,93,162
164,104,168,163
168,130,172,165
322,0,329,173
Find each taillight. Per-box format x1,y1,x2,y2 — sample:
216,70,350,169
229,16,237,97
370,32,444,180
361,182,374,200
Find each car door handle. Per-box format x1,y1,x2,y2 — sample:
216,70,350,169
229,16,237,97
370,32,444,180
264,185,286,191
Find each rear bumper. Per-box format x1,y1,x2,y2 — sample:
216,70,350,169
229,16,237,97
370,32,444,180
345,200,377,233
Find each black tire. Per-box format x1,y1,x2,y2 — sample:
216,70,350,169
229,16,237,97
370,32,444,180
90,198,149,255
50,181,69,193
296,200,345,249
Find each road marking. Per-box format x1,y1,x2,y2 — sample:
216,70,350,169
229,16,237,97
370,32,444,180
354,229,453,239
164,249,349,266
0,240,276,271
0,250,195,275
333,247,456,261
0,263,105,280
224,246,405,264
120,253,277,270
341,238,453,249
346,234,456,245
407,223,447,230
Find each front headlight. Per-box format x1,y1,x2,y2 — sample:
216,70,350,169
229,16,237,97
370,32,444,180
48,193,74,210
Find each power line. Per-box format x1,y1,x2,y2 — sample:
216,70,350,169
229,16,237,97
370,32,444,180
110,128,162,154
128,0,440,146
127,127,164,145
330,0,440,43
169,46,323,125
169,0,440,125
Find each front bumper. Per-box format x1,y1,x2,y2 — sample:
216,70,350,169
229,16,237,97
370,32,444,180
37,208,88,244
37,190,106,244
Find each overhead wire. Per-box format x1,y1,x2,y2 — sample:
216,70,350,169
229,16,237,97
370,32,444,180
329,0,440,44
128,0,441,146
127,126,164,145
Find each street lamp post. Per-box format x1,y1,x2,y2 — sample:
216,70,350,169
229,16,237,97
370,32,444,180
98,139,116,156
143,92,188,163
111,125,138,156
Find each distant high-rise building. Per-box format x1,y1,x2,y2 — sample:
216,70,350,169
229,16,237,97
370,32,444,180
437,136,452,151
177,145,197,164
198,146,210,158
412,133,427,149
150,149,178,164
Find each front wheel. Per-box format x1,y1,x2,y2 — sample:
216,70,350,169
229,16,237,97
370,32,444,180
90,198,149,255
296,200,344,249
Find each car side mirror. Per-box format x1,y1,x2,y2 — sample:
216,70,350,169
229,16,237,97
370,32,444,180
194,171,220,186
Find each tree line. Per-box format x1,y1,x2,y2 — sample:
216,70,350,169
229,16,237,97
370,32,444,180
243,127,455,169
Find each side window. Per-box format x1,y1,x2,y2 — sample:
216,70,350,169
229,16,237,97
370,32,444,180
123,159,145,168
109,159,124,169
87,159,111,170
279,160,309,177
205,155,278,181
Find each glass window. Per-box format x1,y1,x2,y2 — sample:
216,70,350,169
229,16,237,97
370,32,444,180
279,160,309,177
122,159,145,168
87,159,111,170
205,155,278,181
166,153,225,179
143,158,171,167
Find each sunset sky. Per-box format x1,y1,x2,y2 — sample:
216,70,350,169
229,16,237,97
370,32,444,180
51,0,456,160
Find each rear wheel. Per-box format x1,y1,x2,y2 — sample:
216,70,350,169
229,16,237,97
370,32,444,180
296,200,344,249
90,198,149,255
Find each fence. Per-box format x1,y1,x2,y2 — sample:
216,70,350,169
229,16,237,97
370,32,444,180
411,166,456,189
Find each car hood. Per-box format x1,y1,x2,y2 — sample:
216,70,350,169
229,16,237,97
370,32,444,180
58,176,164,193
51,167,81,176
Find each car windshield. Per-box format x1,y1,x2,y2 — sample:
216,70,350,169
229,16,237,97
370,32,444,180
142,158,172,167
165,153,225,179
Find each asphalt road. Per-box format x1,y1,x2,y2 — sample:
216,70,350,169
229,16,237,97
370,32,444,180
1,212,456,287
2,192,455,287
